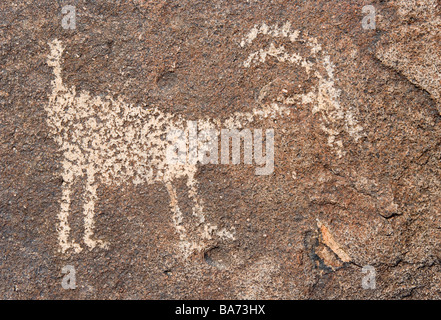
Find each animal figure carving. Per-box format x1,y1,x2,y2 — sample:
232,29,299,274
46,22,362,257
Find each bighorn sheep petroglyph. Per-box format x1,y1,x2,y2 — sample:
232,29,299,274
46,22,362,257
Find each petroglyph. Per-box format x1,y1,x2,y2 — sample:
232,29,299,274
46,23,362,257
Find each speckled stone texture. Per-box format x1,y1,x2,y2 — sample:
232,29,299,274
1,0,441,299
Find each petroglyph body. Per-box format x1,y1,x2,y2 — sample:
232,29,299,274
48,40,243,256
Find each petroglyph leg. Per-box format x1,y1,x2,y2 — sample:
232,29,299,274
83,170,108,250
58,166,82,254
166,181,195,258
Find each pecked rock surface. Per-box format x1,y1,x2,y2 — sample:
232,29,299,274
0,0,440,299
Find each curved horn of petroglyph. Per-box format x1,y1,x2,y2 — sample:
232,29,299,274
239,22,364,158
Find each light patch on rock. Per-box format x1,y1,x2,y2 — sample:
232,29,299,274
317,219,351,264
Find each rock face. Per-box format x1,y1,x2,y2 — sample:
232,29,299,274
0,0,440,299
377,0,441,114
